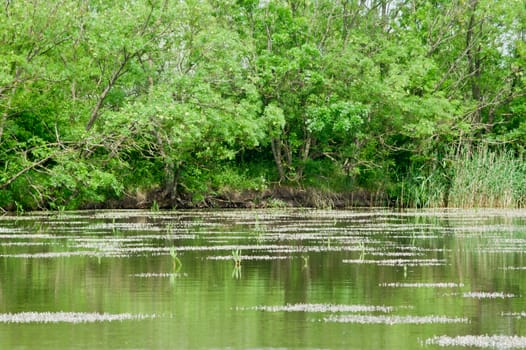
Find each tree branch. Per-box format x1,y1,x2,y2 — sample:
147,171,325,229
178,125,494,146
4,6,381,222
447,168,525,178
0,153,55,190
85,50,130,131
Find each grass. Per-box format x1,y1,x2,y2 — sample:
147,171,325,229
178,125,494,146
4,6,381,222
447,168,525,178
232,249,242,266
170,247,182,272
447,145,526,208
231,249,242,279
400,144,526,208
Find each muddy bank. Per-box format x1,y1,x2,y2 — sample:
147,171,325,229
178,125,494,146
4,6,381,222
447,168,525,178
94,186,390,210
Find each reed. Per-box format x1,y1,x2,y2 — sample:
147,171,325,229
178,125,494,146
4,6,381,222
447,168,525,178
231,249,242,279
448,145,526,208
400,144,526,208
170,247,182,272
397,167,448,208
232,249,242,266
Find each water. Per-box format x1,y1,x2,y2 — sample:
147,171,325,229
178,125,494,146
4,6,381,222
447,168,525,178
0,208,526,349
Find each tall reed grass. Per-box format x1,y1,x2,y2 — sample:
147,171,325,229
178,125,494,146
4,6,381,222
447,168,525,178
447,145,526,208
400,144,526,208
398,170,447,208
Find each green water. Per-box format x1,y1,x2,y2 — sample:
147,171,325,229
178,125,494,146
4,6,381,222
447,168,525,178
1,209,526,349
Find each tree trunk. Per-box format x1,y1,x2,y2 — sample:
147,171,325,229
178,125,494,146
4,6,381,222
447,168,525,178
466,0,483,123
271,137,286,182
296,133,312,180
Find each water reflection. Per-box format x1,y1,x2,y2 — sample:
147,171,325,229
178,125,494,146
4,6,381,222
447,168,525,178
0,209,525,349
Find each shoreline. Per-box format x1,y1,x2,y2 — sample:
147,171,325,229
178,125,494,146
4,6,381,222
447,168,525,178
90,187,390,210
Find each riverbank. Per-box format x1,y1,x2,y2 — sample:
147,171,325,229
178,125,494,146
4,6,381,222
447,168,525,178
84,186,390,210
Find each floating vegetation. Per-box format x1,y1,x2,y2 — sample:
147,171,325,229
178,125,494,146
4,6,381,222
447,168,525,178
501,266,526,270
342,258,446,266
323,314,468,325
463,292,515,299
425,335,526,348
368,252,424,257
0,251,98,259
0,312,156,324
379,282,464,288
112,244,293,253
3,209,526,348
0,242,53,247
207,255,289,261
131,273,187,278
0,228,22,233
240,303,394,313
0,234,55,239
134,234,197,240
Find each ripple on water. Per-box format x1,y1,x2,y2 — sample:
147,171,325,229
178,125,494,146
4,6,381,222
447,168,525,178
425,335,526,348
0,312,156,323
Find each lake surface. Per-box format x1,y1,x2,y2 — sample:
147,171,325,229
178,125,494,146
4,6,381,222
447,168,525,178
1,208,526,349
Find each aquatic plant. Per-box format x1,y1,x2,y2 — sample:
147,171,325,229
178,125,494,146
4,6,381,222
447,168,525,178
342,258,445,266
4,208,526,349
231,249,242,279
0,312,156,324
380,282,464,288
240,303,394,313
0,251,100,258
358,240,365,260
14,202,24,215
207,255,289,261
301,255,309,269
131,273,187,278
254,215,262,233
232,249,242,266
447,146,526,208
170,246,182,272
323,314,468,325
232,264,242,279
501,266,526,270
398,145,526,208
425,335,526,348
165,222,175,233
463,292,515,299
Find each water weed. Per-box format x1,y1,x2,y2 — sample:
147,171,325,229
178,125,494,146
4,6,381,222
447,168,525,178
232,249,242,279
170,246,182,272
425,335,526,348
0,312,156,324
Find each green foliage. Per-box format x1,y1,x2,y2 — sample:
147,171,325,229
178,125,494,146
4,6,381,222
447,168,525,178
211,166,268,192
1,0,525,209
